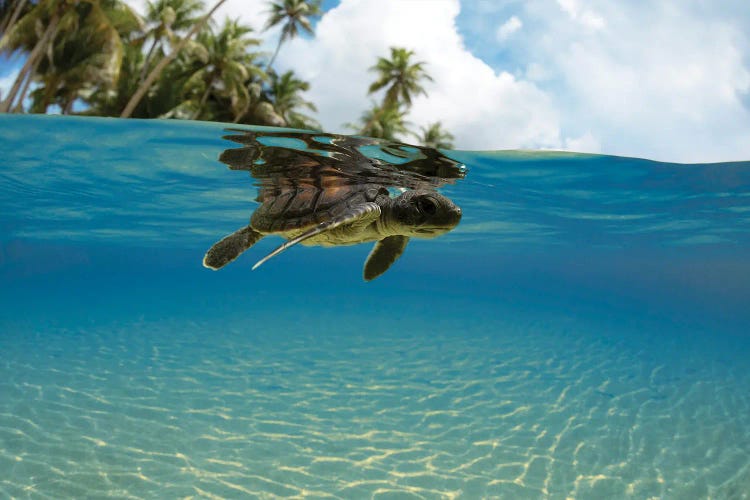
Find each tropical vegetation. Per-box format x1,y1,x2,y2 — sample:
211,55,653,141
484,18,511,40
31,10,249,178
0,0,453,147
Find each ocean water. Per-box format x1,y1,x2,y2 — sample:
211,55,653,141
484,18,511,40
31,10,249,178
1,114,749,499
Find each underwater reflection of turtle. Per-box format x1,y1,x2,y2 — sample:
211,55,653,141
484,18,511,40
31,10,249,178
203,129,465,281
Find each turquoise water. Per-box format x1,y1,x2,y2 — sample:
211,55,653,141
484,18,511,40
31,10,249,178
1,114,749,498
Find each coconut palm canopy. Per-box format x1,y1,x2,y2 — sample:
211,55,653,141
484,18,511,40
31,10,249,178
416,122,455,150
368,47,433,109
264,0,321,71
348,102,409,141
0,0,452,147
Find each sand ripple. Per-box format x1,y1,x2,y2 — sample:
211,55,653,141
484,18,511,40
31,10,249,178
1,312,749,498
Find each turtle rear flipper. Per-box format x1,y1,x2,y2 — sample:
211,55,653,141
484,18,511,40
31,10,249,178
363,235,409,281
203,225,264,270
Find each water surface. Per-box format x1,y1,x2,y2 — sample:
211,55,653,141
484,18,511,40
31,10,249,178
1,115,749,498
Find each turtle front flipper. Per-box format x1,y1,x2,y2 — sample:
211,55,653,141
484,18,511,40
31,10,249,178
252,202,382,271
203,225,264,270
363,235,410,281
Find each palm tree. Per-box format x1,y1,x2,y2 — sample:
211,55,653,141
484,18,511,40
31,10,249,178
0,0,30,44
0,0,65,112
85,41,144,116
269,69,318,129
1,0,34,107
264,0,320,72
139,0,204,83
415,122,454,149
181,18,264,121
1,0,141,113
50,1,141,113
120,0,227,118
350,102,409,141
368,46,432,110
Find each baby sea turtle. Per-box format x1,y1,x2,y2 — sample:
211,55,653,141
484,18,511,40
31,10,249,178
203,129,465,281
203,183,462,281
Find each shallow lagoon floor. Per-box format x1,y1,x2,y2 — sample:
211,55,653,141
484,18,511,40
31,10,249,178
2,246,750,498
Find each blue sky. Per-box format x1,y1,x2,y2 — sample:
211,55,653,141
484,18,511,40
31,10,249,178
3,0,750,163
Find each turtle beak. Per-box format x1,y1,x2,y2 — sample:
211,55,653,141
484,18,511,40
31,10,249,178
417,204,462,235
447,204,462,225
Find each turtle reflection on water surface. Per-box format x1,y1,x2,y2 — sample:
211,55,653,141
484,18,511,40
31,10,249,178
203,129,465,281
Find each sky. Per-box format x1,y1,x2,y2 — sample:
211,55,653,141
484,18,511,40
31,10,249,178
2,0,750,163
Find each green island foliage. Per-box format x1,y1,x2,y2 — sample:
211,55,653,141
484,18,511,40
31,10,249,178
0,0,454,148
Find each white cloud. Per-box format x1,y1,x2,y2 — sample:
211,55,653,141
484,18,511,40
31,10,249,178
212,0,271,32
563,131,600,154
521,0,750,161
556,0,605,30
123,0,146,15
278,0,562,150
496,16,522,41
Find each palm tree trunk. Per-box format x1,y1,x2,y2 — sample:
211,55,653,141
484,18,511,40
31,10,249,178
362,106,384,136
266,35,284,74
139,37,161,83
10,72,30,112
0,0,28,42
120,0,227,118
10,46,41,112
192,80,214,120
0,9,59,113
62,96,75,114
36,78,57,114
232,100,252,123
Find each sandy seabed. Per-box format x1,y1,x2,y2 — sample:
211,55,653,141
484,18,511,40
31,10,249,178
1,308,749,499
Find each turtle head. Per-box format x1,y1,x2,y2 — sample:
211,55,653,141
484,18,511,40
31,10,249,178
388,189,462,238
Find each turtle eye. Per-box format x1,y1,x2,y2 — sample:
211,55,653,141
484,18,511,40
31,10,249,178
416,196,438,216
